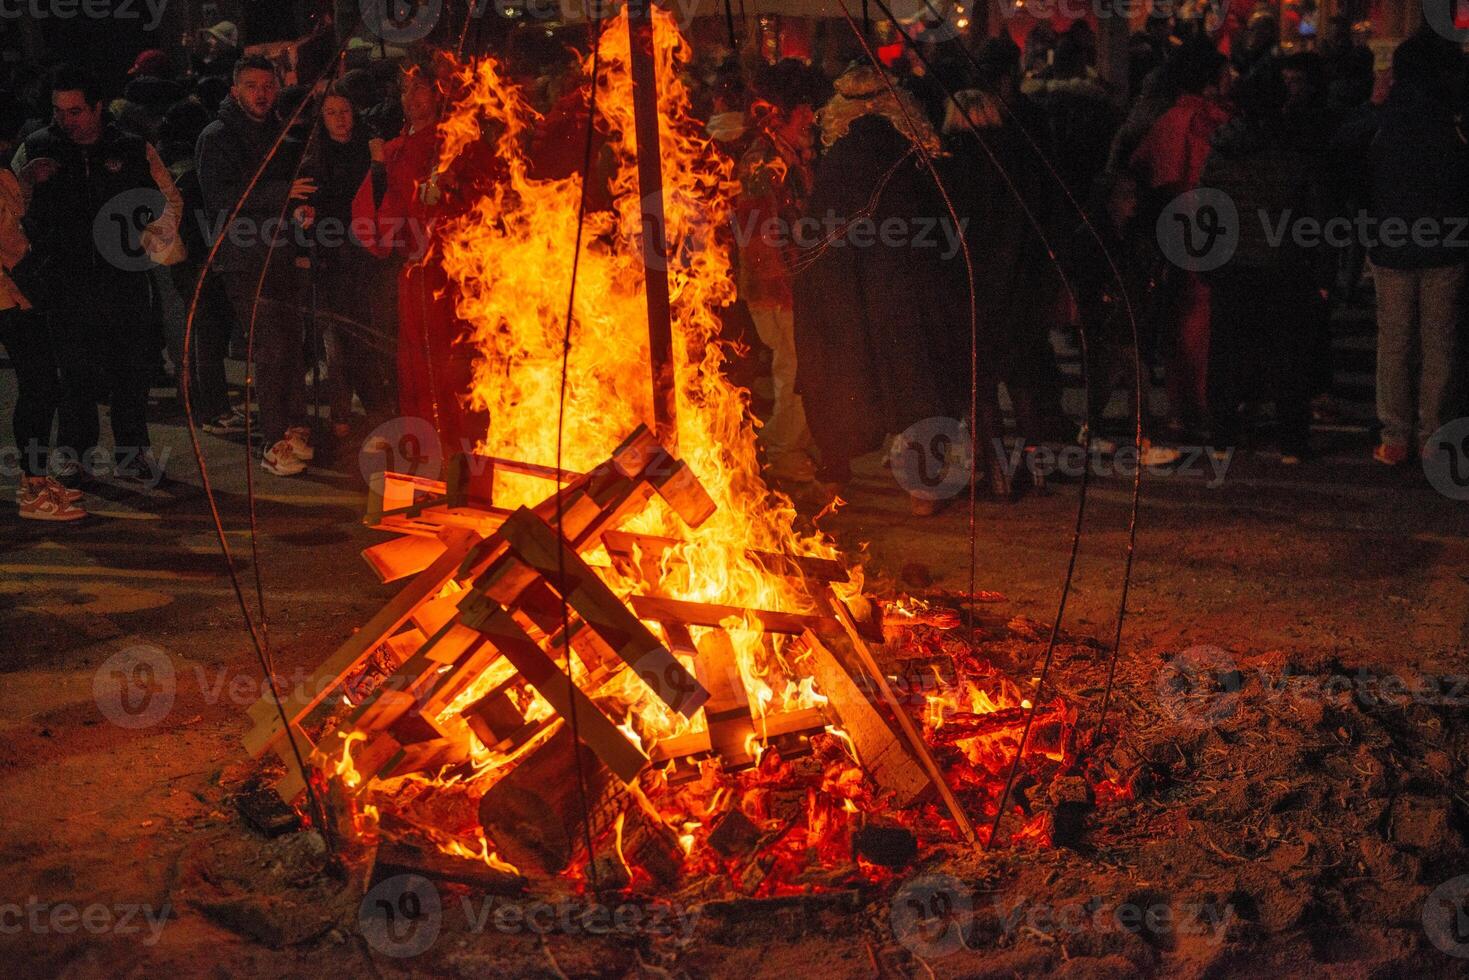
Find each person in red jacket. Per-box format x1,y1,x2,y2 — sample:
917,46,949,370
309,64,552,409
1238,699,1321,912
351,55,499,462
1130,38,1232,438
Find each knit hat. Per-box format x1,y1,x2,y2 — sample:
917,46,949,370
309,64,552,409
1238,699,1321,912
206,21,240,50
128,49,170,79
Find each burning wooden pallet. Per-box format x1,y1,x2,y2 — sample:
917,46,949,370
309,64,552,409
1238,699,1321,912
239,425,976,865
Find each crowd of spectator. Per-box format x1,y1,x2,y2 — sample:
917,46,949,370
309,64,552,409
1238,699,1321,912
1,7,1465,522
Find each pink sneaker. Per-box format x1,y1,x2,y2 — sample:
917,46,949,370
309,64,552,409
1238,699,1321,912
17,477,86,521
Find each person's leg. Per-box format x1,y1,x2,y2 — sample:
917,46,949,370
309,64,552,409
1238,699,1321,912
1205,272,1248,450
1372,265,1419,450
1415,263,1466,449
1168,273,1212,433
225,273,298,445
178,268,234,422
1271,274,1315,457
102,310,155,470
48,313,101,479
323,322,354,426
749,304,813,477
0,310,60,477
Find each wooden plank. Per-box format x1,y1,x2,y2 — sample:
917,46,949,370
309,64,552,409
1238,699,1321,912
242,527,482,757
477,725,619,876
460,596,649,783
801,628,934,808
694,630,756,769
361,534,448,584
601,530,849,584
268,722,315,802
648,706,828,762
629,594,842,638
409,592,462,636
813,588,978,845
646,451,716,528
496,507,709,718
372,840,525,895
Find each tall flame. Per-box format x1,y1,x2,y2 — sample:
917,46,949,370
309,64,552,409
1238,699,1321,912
434,9,843,749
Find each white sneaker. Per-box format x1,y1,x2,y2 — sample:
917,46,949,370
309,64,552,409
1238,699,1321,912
284,426,315,461
262,439,307,476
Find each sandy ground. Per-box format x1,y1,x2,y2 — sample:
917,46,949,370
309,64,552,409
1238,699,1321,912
1,356,1468,976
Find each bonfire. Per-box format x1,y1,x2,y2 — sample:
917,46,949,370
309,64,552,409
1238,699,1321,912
237,8,1073,899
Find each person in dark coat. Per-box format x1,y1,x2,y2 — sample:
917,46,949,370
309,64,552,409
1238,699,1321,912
1198,69,1330,462
951,43,1071,449
292,83,393,440
1336,32,1469,465
196,54,315,476
792,66,967,511
13,65,182,488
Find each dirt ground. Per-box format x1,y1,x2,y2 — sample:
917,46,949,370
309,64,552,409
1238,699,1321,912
2,369,1468,977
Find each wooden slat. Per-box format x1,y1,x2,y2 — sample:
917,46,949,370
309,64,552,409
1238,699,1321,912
648,706,828,762
801,628,934,808
601,530,849,585
812,588,977,845
628,594,842,638
496,508,710,718
242,527,482,757
460,597,649,783
361,534,449,584
694,630,755,768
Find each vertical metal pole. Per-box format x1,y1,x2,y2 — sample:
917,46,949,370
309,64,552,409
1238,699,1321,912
627,1,678,446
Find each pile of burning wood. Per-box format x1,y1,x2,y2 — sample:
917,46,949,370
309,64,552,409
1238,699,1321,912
234,10,1079,899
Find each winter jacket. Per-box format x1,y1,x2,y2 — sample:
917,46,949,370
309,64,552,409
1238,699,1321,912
1198,112,1330,274
1021,72,1121,194
12,122,181,316
195,97,295,276
1338,81,1469,270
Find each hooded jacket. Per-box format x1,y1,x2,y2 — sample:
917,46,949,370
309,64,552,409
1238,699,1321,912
195,97,295,275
